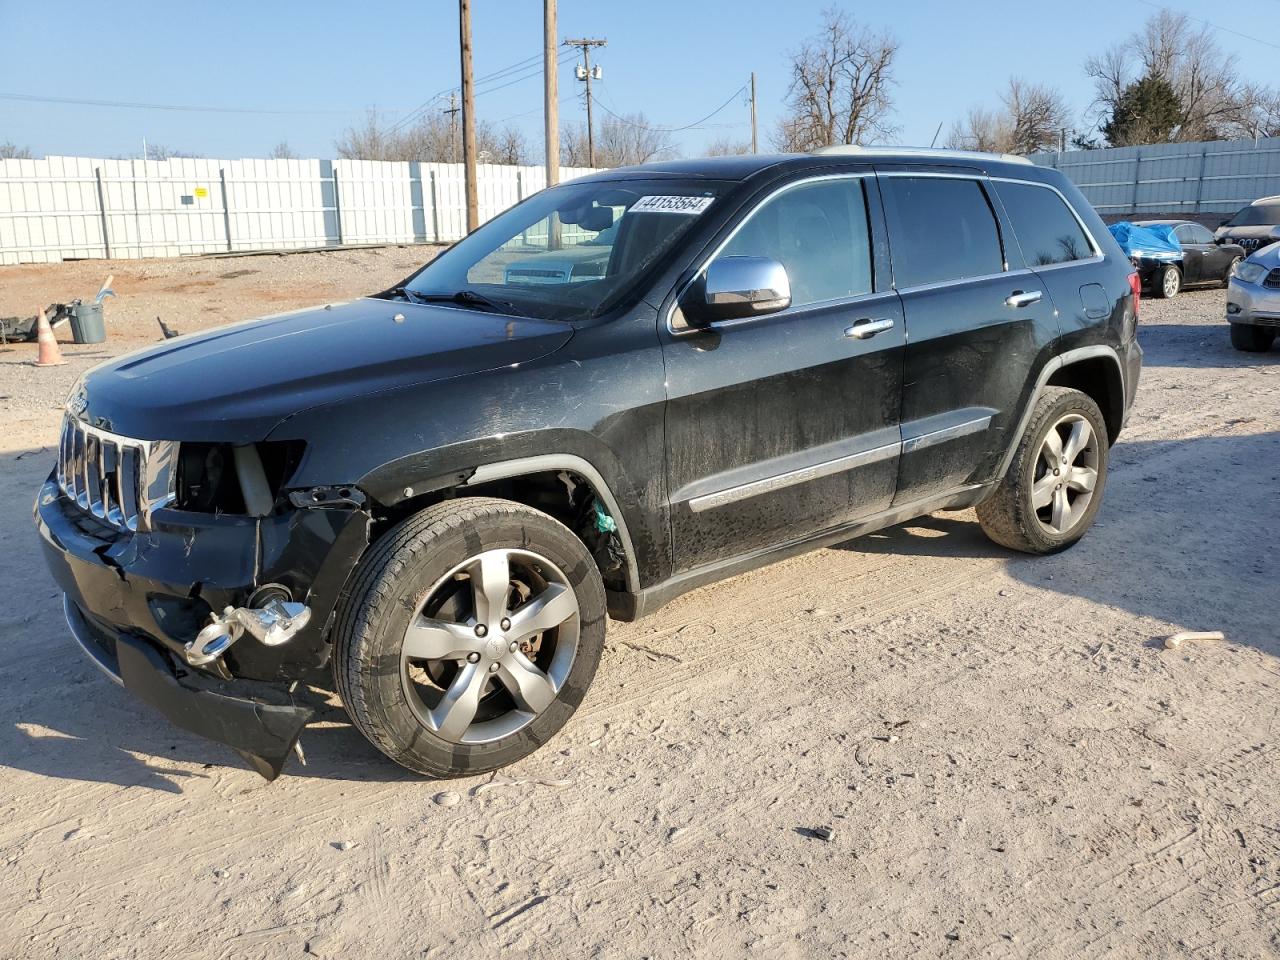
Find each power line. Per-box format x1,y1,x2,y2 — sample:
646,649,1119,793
1133,0,1280,52
494,94,575,127
475,51,577,100
593,84,750,133
388,49,575,134
387,52,545,132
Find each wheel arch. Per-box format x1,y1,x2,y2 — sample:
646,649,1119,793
993,346,1127,481
357,451,643,597
463,455,642,595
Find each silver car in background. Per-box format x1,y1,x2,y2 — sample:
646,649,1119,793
1226,242,1280,352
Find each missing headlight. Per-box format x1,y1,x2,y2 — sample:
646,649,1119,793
175,441,304,515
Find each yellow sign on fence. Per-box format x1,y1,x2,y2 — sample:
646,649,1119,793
193,186,208,199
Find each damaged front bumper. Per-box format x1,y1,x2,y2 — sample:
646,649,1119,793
35,474,370,778
64,597,312,779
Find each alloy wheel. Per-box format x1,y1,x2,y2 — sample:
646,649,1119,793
400,548,580,744
1163,267,1180,298
1031,413,1099,536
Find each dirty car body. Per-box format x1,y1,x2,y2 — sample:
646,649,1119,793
36,149,1143,779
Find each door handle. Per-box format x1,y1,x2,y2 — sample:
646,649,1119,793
843,318,895,340
1005,290,1042,308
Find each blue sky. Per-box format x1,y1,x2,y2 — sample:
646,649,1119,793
1,0,1274,161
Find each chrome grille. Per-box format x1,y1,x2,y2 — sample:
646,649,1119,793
56,416,176,532
1264,268,1280,289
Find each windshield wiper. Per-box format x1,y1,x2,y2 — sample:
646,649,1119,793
407,290,516,313
386,285,427,304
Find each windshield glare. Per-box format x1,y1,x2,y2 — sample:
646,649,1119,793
404,178,728,320
1227,202,1280,227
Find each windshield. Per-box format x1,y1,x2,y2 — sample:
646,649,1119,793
400,178,730,320
1226,202,1280,227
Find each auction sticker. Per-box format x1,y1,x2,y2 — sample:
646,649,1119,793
631,195,714,215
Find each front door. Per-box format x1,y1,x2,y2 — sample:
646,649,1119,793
1175,222,1231,284
661,173,904,574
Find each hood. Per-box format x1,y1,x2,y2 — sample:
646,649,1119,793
1244,241,1280,267
77,299,574,442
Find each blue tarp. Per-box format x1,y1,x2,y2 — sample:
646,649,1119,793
1108,222,1182,260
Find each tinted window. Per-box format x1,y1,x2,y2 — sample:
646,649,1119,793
717,178,872,308
1173,224,1196,244
881,177,1004,286
996,181,1093,266
1185,223,1215,244
1226,202,1280,227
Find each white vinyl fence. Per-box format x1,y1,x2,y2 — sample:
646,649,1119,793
1032,136,1280,217
0,156,602,265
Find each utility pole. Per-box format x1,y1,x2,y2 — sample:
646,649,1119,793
459,0,478,232
444,92,460,164
564,37,606,167
544,0,559,186
749,73,758,154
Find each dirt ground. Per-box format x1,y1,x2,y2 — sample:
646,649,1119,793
1,249,1277,960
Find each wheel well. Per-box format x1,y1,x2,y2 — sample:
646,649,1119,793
371,469,631,593
1046,357,1123,443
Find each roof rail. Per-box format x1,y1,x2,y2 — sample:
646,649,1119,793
810,144,1034,166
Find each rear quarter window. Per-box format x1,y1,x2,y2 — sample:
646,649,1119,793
880,177,1004,287
996,180,1095,267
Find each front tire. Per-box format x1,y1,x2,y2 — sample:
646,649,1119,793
1230,323,1276,353
1155,264,1181,299
977,387,1109,554
334,497,606,778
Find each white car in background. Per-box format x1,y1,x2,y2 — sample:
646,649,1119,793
1226,242,1280,352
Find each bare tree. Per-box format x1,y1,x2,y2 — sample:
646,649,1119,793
946,107,1011,154
1235,83,1280,139
269,141,298,159
146,144,200,160
0,142,33,160
948,79,1070,155
561,114,674,168
772,7,898,152
703,136,753,157
486,127,529,166
1084,9,1278,144
335,108,531,164
1004,79,1070,154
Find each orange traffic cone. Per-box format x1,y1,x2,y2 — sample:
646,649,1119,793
32,308,67,367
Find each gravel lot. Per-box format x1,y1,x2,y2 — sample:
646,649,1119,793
1,250,1277,959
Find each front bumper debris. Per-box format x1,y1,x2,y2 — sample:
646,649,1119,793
65,597,313,780
187,599,312,667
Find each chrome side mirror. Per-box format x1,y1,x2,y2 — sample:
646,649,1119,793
683,256,791,326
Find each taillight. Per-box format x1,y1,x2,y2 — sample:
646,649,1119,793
1128,271,1141,315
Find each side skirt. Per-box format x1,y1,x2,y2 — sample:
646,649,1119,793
606,483,992,622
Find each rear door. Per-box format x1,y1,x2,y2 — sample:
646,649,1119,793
877,170,1061,506
990,176,1111,341
661,172,905,573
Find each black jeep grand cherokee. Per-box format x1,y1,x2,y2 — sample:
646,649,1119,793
36,148,1142,780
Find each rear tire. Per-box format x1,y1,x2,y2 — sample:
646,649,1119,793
977,387,1109,555
1155,264,1181,299
1230,323,1275,353
333,497,606,778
